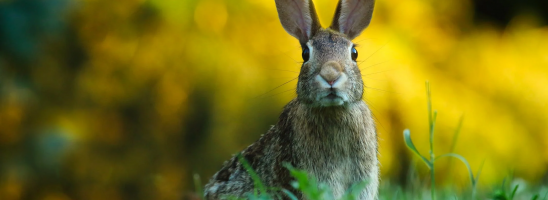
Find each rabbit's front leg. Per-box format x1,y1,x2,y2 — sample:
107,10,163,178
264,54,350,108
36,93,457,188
354,168,379,200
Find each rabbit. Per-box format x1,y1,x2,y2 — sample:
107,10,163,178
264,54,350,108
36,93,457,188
204,0,378,199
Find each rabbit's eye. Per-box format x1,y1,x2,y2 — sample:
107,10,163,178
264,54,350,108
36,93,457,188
351,47,358,61
302,47,310,62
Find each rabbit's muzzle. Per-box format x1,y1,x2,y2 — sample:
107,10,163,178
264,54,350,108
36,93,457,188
314,61,350,106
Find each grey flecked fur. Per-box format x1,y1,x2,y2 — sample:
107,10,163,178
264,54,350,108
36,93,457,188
204,0,378,199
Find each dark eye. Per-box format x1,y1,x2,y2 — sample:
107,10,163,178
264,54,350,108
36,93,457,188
302,47,310,62
351,47,358,61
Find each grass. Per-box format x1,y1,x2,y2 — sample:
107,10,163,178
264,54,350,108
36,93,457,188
403,81,481,200
196,81,547,200
222,158,370,200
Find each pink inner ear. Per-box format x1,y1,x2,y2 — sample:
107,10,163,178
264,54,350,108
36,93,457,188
340,0,360,34
289,0,311,38
347,1,360,33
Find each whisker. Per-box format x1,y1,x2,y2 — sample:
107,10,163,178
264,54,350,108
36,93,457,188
354,38,372,44
361,69,397,76
360,60,392,71
269,76,301,80
254,77,298,99
261,88,296,99
358,42,389,65
363,97,388,136
363,86,395,94
362,76,387,81
278,45,301,64
290,45,304,64
263,68,299,73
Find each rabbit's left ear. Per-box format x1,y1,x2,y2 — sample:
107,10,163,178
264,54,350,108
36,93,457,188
330,0,375,39
275,0,322,45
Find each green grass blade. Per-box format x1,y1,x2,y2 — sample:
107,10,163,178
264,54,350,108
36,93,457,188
237,153,267,195
193,173,203,197
474,160,485,185
425,81,437,200
341,180,370,200
281,189,298,200
472,159,486,199
449,116,464,154
430,110,437,156
426,81,436,158
426,81,433,150
392,187,401,200
403,129,432,169
435,153,475,186
510,185,519,200
447,116,465,185
284,163,325,200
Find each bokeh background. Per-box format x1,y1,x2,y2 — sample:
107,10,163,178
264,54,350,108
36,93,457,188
0,0,547,199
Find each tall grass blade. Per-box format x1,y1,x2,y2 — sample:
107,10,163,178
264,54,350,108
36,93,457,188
425,81,437,200
426,81,436,157
237,153,267,196
447,116,465,185
449,116,464,154
510,185,519,200
392,187,401,200
193,173,203,197
281,189,298,200
435,153,475,186
472,159,486,199
284,163,330,200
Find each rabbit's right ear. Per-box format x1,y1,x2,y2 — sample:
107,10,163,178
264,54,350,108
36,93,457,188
275,0,322,45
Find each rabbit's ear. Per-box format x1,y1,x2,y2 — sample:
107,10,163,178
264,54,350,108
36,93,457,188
275,0,322,45
330,0,375,39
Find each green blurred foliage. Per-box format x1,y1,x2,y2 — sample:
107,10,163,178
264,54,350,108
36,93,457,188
0,0,547,199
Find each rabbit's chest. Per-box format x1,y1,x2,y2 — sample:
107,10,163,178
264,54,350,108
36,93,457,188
310,156,356,197
297,131,366,197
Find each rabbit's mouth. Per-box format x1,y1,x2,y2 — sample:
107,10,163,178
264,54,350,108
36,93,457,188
326,93,339,99
318,92,346,106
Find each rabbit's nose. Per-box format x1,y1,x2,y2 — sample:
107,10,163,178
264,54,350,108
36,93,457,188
320,61,343,86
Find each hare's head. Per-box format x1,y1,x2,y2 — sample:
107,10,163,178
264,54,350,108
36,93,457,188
275,0,374,107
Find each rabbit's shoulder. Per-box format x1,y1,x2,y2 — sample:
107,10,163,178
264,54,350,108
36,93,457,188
209,125,283,181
